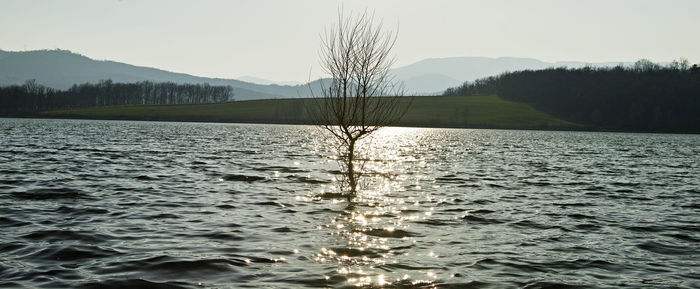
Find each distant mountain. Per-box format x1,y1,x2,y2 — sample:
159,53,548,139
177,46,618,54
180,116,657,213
390,57,631,94
0,49,633,98
0,49,314,100
237,75,302,86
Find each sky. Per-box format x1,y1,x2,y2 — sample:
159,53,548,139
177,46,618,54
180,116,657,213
1,0,699,83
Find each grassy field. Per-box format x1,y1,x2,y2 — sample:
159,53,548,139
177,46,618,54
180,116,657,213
41,95,579,129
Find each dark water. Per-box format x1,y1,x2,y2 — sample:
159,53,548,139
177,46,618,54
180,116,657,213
1,118,699,289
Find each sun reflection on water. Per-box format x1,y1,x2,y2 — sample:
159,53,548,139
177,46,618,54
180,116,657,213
301,127,442,287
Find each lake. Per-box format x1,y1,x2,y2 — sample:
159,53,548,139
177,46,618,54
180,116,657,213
1,118,699,288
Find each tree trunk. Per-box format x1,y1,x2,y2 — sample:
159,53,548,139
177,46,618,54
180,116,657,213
346,139,357,194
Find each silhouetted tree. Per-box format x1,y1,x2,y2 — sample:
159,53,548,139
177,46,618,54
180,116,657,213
0,80,234,114
309,10,408,193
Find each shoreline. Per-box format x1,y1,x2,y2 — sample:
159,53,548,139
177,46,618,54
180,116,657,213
3,95,698,134
4,115,698,135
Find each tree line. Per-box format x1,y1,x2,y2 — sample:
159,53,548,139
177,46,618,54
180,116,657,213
444,59,700,133
0,80,234,114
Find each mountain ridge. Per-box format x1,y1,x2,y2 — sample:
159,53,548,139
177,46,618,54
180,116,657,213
391,56,632,93
0,49,633,98
0,49,307,100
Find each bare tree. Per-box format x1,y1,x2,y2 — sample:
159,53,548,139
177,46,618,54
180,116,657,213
309,10,409,193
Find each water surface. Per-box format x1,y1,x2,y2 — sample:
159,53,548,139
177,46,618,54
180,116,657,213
1,118,699,288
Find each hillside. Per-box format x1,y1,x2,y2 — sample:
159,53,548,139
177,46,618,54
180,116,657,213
40,95,577,130
444,63,700,133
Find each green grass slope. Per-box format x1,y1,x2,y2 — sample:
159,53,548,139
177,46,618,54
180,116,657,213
399,95,576,128
41,95,578,129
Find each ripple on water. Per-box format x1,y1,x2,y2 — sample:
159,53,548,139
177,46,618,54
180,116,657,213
0,216,31,227
10,188,91,200
78,279,191,289
222,174,267,182
20,230,112,244
26,245,121,262
461,214,505,225
360,228,419,238
637,240,698,255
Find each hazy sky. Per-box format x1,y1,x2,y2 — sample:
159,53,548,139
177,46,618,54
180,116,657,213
2,0,699,82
